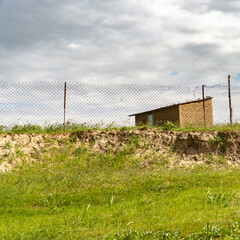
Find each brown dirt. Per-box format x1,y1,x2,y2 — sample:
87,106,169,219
0,128,239,172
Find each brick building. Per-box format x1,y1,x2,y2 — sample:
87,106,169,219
129,97,213,127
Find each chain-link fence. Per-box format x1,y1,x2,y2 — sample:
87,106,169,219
0,82,239,127
193,84,240,124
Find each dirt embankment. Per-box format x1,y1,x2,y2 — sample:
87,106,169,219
0,128,240,172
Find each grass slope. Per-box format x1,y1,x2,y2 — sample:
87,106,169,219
0,141,240,239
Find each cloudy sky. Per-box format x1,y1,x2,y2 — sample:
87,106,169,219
0,0,240,86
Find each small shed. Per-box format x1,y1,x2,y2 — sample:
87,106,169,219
129,97,213,127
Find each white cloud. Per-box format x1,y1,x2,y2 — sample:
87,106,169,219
68,42,82,49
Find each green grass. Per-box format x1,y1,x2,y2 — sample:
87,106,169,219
0,122,96,134
1,141,240,239
168,122,240,132
1,121,240,134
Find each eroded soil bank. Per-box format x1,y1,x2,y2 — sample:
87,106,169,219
0,128,240,171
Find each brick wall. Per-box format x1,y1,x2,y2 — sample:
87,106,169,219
153,105,179,126
135,105,180,126
179,99,213,127
135,114,148,126
134,99,213,127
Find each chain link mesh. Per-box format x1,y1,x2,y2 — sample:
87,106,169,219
0,82,238,127
194,85,240,124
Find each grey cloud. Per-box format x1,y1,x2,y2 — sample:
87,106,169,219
208,0,240,13
182,0,240,13
0,0,240,87
0,0,60,49
0,0,154,50
183,43,219,58
177,26,199,35
0,0,106,50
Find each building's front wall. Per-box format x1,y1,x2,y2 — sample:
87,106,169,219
153,105,179,126
135,113,149,126
135,105,180,126
179,99,213,127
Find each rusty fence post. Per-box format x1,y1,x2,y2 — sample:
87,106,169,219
64,82,67,131
228,75,233,125
202,85,206,128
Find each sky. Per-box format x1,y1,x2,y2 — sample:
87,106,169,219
0,0,240,86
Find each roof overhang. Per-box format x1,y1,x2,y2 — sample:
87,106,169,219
129,96,213,117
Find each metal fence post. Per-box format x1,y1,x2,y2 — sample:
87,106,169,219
202,85,206,128
64,82,67,131
228,75,233,124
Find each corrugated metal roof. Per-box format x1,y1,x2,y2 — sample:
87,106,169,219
129,96,213,117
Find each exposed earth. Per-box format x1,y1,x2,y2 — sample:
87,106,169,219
0,128,240,172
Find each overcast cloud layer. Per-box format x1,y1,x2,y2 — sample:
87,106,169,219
0,0,240,86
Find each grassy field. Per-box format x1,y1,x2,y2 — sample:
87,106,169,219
1,138,240,240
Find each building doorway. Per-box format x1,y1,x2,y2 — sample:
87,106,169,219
148,114,153,127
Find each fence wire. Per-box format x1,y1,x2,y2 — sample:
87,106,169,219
0,82,238,127
194,84,240,124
